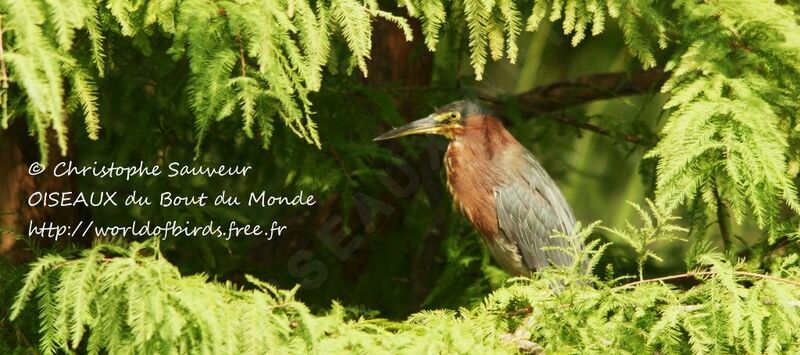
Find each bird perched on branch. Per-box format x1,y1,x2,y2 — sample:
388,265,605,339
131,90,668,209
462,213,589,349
375,100,582,276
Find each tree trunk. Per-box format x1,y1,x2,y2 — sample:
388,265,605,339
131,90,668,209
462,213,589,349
0,121,80,263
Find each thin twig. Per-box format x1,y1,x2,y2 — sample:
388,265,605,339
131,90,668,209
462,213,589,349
328,148,353,184
506,306,533,317
410,151,449,311
712,183,732,251
0,14,9,127
235,32,246,77
614,270,800,290
14,323,38,354
547,114,651,146
0,15,7,90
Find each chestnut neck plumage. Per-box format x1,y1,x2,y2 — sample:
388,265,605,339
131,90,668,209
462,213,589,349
444,114,519,238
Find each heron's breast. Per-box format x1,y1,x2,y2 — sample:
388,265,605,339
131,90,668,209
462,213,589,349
444,141,501,237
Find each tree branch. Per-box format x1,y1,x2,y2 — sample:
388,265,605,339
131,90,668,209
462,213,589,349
235,32,247,77
712,182,732,252
548,113,652,146
0,15,9,127
483,68,667,145
513,68,667,113
614,270,800,290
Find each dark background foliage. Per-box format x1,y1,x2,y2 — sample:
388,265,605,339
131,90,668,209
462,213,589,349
2,0,800,353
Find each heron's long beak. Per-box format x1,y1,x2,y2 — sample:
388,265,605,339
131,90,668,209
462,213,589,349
373,115,441,141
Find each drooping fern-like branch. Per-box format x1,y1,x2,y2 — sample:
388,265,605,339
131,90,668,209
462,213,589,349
417,0,669,80
647,0,800,238
9,203,800,354
3,0,800,240
1,0,415,159
0,0,676,160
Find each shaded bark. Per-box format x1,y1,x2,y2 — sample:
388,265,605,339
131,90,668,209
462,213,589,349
480,68,666,145
0,121,82,263
712,183,732,252
511,68,667,113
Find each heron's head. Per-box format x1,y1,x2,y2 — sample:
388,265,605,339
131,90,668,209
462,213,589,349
373,100,491,141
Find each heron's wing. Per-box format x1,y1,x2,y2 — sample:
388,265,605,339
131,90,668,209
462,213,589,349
494,150,578,271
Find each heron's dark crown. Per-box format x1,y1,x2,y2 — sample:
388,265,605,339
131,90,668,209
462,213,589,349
435,100,491,119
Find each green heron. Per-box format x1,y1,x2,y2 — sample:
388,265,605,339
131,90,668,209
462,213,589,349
375,100,581,276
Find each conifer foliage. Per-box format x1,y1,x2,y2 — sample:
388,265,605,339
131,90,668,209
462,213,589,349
648,1,800,238
3,0,800,353
1,0,405,158
8,205,800,354
3,0,799,232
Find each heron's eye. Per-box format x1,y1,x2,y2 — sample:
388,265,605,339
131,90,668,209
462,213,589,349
449,112,459,120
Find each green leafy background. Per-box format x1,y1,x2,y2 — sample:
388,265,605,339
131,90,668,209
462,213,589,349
1,0,800,353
